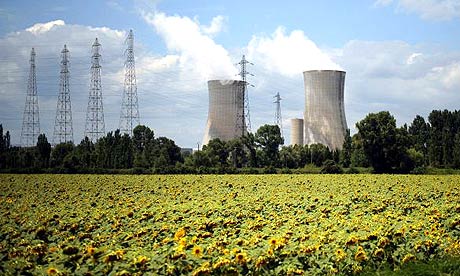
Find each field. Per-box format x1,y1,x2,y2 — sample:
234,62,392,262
1,174,460,275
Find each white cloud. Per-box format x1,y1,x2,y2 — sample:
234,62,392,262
406,53,422,64
142,11,237,81
0,21,130,145
201,15,226,36
334,40,460,133
246,27,342,78
375,0,460,20
26,20,65,35
2,14,460,149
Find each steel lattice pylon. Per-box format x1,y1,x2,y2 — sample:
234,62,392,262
236,55,253,135
53,44,73,145
21,48,40,147
119,30,140,135
85,38,105,142
274,92,283,137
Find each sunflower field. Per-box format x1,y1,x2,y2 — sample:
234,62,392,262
1,174,460,275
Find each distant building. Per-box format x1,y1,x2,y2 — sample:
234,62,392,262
303,70,347,150
202,80,246,145
180,148,193,156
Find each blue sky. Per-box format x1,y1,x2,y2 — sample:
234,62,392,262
0,0,460,148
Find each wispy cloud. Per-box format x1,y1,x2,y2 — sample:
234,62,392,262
374,0,460,21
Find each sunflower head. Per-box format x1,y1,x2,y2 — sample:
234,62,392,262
47,267,59,275
354,246,368,262
235,252,247,264
192,245,203,257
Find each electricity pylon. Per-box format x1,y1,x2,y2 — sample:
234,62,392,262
53,44,73,145
119,29,140,135
85,38,105,142
236,55,253,135
21,48,40,147
274,92,283,137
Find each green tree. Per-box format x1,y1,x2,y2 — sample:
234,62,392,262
279,146,297,169
227,138,246,168
350,133,369,167
309,143,331,167
242,133,258,167
185,150,211,169
255,125,284,167
356,111,410,173
409,115,429,164
453,133,460,169
75,137,95,168
202,138,229,167
51,142,74,168
340,129,352,168
132,125,155,168
0,125,10,169
153,137,183,169
36,134,51,168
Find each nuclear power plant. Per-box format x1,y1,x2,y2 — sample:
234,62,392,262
203,69,348,150
303,70,347,150
202,80,246,145
290,118,304,146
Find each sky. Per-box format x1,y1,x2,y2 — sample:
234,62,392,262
0,0,459,148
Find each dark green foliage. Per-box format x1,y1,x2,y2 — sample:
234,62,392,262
255,124,284,167
409,115,429,165
340,129,352,168
36,134,51,168
2,109,460,174
152,136,183,169
202,138,229,167
51,142,74,168
320,159,343,174
350,133,369,168
309,143,331,167
356,111,412,173
0,124,11,169
361,257,460,276
132,125,155,168
428,110,460,167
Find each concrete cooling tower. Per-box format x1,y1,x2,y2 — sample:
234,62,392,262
202,80,246,145
290,118,304,146
303,70,347,150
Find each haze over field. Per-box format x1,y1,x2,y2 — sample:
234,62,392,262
0,0,459,147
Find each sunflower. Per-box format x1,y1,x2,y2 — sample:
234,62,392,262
402,254,416,264
86,246,96,256
255,256,268,268
377,237,390,248
373,248,384,258
335,248,346,262
47,267,59,275
346,236,359,246
174,227,186,241
213,258,231,269
192,245,203,257
235,252,247,264
269,238,278,247
354,246,368,262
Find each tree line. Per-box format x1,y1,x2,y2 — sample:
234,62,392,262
1,109,459,174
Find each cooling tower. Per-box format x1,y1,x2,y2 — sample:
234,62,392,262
303,70,347,150
291,118,304,146
202,80,246,145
